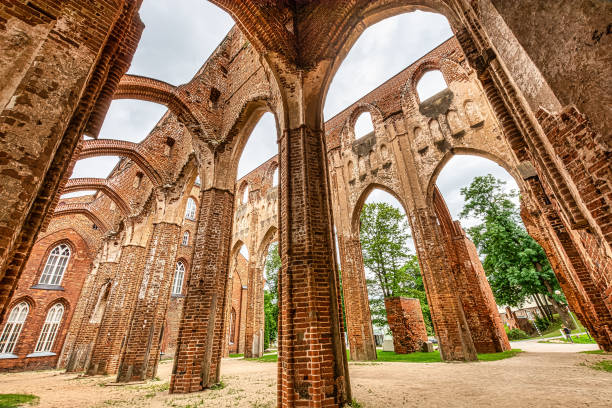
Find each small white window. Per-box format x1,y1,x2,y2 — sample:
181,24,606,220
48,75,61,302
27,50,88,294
416,70,448,102
184,198,197,220
182,231,190,246
354,112,374,139
39,244,71,286
34,303,64,353
0,302,29,355
272,168,279,187
242,185,249,204
172,262,185,295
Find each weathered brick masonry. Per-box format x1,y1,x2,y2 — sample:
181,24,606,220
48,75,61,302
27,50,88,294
0,2,610,407
384,297,429,354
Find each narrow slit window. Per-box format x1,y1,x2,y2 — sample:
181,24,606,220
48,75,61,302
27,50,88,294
172,262,186,295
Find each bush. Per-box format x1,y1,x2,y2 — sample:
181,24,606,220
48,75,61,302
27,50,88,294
506,328,530,340
534,316,551,332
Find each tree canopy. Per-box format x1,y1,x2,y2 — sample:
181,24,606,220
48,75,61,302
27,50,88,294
359,202,432,333
460,175,565,316
263,242,280,349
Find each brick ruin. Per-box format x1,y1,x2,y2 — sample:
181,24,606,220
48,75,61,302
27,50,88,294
0,1,610,407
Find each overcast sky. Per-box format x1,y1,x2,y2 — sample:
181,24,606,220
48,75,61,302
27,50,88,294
66,3,520,236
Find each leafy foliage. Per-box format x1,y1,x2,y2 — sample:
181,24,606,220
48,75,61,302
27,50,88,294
263,242,280,349
359,202,433,334
460,175,563,308
505,328,529,340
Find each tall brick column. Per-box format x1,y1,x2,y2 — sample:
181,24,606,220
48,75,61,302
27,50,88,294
336,234,377,361
171,187,234,392
433,189,510,354
244,210,265,358
411,207,477,361
384,297,428,353
116,222,181,382
244,263,265,358
64,258,119,372
87,244,147,375
277,124,351,406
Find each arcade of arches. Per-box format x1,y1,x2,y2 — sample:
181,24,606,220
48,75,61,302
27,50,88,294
0,1,610,407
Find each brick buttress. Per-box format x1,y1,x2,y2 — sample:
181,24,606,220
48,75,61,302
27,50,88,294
170,187,234,393
116,222,181,382
336,234,377,361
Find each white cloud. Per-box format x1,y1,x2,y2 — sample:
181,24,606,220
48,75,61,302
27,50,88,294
237,113,278,179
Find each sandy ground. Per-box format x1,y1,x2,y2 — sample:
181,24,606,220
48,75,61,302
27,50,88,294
1,342,610,408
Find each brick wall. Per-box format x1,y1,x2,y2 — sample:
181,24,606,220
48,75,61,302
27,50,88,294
384,297,428,354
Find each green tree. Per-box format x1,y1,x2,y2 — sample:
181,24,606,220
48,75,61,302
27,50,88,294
263,242,280,349
359,202,433,334
460,174,573,327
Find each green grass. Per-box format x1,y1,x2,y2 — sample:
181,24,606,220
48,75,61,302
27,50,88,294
246,349,521,363
580,350,609,355
375,350,442,362
0,394,39,408
477,349,522,361
590,361,612,373
540,334,596,344
530,313,587,339
229,353,244,358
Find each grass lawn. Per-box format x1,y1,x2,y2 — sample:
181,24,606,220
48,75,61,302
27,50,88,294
531,312,586,339
590,361,612,373
539,334,596,344
0,394,39,408
247,349,522,363
228,353,243,358
580,350,609,355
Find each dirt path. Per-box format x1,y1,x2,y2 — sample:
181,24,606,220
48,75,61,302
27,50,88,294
1,347,610,407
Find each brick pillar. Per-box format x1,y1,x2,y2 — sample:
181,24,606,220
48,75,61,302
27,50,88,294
411,207,477,361
384,297,428,353
433,188,509,354
170,188,233,393
238,285,248,354
64,259,118,372
87,244,147,375
244,209,265,358
277,125,351,406
336,234,377,361
116,222,181,382
454,226,510,353
244,263,265,358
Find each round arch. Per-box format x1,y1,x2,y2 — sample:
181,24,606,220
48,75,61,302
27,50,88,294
255,226,278,270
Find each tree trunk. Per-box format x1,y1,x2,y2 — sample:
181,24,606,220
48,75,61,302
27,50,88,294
542,281,575,329
532,294,548,320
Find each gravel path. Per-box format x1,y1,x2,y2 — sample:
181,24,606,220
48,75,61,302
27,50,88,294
0,343,609,407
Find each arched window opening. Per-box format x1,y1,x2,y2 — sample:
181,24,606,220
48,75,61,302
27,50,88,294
354,112,374,139
324,11,452,119
0,302,29,355
229,308,236,344
172,262,186,295
39,244,71,286
34,303,64,353
90,282,111,324
272,167,279,187
236,112,277,179
416,70,448,102
347,161,355,180
242,185,249,204
184,197,197,220
182,231,190,246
